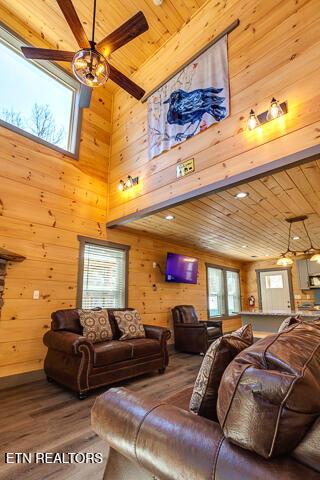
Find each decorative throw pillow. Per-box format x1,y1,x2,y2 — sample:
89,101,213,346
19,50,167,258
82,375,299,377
189,323,253,421
78,309,113,343
278,315,301,333
113,309,146,341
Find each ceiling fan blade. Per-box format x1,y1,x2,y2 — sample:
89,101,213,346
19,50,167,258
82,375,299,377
109,64,145,100
21,47,75,61
56,0,89,49
97,11,148,55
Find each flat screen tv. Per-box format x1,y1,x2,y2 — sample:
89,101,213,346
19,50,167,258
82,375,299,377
165,252,198,284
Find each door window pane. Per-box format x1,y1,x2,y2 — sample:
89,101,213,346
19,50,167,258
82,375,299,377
207,267,225,317
265,274,283,289
227,270,241,315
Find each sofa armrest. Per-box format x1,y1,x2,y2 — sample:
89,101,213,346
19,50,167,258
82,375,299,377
43,330,93,356
143,324,171,342
92,387,223,480
174,322,206,329
92,388,320,480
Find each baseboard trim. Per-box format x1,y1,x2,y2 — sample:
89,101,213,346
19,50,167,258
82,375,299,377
0,369,45,391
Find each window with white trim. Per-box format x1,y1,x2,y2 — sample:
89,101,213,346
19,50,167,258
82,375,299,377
207,264,241,318
0,23,90,156
78,238,129,309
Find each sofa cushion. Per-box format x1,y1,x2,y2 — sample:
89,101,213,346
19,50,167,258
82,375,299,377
278,315,301,333
189,324,253,421
114,310,146,341
217,320,320,459
93,341,132,367
125,338,161,358
78,309,113,343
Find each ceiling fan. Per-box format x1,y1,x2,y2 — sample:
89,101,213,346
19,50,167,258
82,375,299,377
21,0,148,100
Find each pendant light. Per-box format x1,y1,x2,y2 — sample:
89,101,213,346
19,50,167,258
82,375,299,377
276,216,320,265
310,253,320,263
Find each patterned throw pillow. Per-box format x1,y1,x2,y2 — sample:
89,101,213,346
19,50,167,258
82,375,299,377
189,323,253,421
78,309,113,344
113,310,146,341
278,315,301,333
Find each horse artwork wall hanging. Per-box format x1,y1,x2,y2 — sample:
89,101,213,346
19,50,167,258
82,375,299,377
147,35,230,160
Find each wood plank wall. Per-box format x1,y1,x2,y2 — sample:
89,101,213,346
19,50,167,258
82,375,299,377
0,6,112,378
108,0,320,222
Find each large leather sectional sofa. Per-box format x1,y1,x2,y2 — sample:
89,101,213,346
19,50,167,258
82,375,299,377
43,308,171,398
91,320,320,479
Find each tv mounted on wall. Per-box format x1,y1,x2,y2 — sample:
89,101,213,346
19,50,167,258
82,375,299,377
165,252,198,284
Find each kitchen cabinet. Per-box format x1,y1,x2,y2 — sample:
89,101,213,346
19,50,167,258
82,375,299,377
296,259,320,290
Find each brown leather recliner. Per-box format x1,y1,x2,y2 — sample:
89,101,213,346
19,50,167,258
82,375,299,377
91,321,320,480
43,308,171,399
172,305,222,354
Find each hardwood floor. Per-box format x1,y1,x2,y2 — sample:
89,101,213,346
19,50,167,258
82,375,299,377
0,352,202,480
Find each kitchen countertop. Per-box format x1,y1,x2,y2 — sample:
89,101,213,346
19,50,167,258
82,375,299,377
240,310,320,318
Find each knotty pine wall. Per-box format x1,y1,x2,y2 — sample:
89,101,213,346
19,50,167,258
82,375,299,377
0,7,113,378
108,0,320,223
0,1,243,378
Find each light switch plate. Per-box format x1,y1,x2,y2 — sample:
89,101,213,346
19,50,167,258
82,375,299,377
176,158,195,179
33,290,40,300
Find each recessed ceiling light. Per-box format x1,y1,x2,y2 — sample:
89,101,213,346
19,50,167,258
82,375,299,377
265,254,270,257
293,236,300,240
242,245,248,248
165,214,175,220
235,192,249,199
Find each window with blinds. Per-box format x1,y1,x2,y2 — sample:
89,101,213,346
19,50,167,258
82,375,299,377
206,264,241,318
79,241,128,309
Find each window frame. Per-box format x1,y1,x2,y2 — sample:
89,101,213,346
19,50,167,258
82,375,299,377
206,263,241,320
77,236,130,309
0,21,91,159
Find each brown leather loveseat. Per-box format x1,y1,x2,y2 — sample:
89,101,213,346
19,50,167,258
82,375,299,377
43,308,171,398
91,320,320,479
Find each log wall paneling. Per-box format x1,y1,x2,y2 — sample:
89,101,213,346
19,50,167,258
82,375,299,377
108,0,320,222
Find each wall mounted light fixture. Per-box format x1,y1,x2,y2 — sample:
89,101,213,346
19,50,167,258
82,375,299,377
118,175,139,192
247,97,288,131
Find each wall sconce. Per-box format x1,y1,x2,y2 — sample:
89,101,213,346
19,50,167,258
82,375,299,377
247,97,288,130
118,175,139,192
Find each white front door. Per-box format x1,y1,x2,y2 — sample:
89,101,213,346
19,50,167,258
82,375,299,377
259,270,292,312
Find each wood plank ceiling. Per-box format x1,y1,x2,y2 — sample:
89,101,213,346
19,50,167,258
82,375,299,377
125,159,320,261
0,0,206,80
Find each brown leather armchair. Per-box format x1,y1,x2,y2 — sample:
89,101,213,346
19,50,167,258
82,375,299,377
172,305,222,354
43,308,171,399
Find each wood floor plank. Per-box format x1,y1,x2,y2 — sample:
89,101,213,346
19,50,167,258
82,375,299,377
0,352,201,480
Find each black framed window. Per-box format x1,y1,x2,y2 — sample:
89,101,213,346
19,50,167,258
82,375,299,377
206,264,241,318
77,237,129,309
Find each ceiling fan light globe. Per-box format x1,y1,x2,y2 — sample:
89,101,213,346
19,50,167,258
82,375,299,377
72,49,109,87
